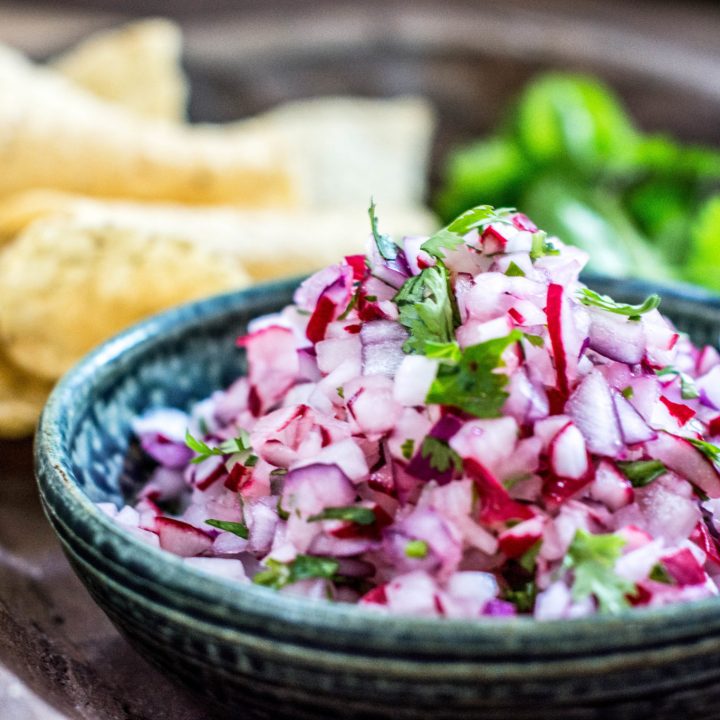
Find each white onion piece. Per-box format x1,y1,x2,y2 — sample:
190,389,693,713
316,336,362,375
697,345,720,376
697,366,720,409
589,461,633,511
566,371,623,457
393,355,438,407
645,433,720,497
360,320,408,377
613,391,657,444
586,308,645,364
549,423,588,479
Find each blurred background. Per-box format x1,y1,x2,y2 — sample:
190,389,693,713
1,1,720,718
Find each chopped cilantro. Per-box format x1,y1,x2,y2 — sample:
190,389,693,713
563,530,634,614
689,438,720,465
424,340,463,363
519,540,542,573
621,385,634,399
244,454,259,468
253,555,339,590
523,333,544,348
204,518,249,539
420,436,463,474
616,459,667,488
185,429,251,464
270,468,288,476
425,330,523,418
400,438,415,460
336,386,345,399
337,288,359,321
505,261,526,277
364,295,378,302
394,264,457,354
276,497,290,520
308,506,376,525
576,287,661,320
502,581,537,612
368,199,399,260
420,204,516,259
530,230,560,260
656,366,700,400
405,539,429,559
649,563,674,584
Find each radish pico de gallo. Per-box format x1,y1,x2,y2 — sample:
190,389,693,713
101,203,720,619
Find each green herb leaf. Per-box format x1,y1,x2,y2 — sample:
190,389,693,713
689,438,720,465
425,330,523,418
424,340,463,363
616,459,667,488
368,199,399,260
421,205,516,260
563,530,634,614
649,563,674,584
576,287,661,319
530,230,560,260
204,518,249,539
336,386,345,399
655,366,699,400
394,264,457,354
621,386,634,399
253,555,339,590
519,540,542,573
505,261,526,277
400,438,415,460
308,506,376,525
420,436,463,474
502,581,537,612
523,333,544,348
405,539,429,559
276,497,290,520
185,429,251,464
218,429,252,455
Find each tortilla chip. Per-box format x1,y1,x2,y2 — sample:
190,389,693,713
256,96,435,209
0,191,437,277
0,217,252,380
51,19,188,122
0,44,295,206
0,346,52,438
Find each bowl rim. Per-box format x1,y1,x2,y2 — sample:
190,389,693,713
34,274,720,653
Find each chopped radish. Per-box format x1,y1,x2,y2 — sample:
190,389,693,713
156,518,212,557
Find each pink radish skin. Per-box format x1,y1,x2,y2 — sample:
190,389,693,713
156,518,213,557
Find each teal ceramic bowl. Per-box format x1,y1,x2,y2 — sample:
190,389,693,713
35,275,720,720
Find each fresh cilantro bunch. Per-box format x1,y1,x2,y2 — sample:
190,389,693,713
563,530,635,614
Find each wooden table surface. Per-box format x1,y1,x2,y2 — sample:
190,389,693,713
1,2,720,718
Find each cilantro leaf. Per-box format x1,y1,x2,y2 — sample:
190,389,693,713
529,230,560,260
394,264,457,354
656,366,699,400
425,330,523,418
204,518,249,539
689,438,720,465
519,540,542,573
400,438,415,460
421,204,516,259
502,581,537,612
563,530,634,614
368,199,399,260
308,506,376,525
621,386,634,399
420,228,465,259
424,340,463,363
505,261,526,277
185,429,251,464
576,287,661,319
405,539,429,558
253,555,339,590
616,459,667,488
420,436,463,474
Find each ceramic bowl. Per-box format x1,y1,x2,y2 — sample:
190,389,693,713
34,274,720,720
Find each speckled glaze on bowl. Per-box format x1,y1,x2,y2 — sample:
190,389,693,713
35,275,720,720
